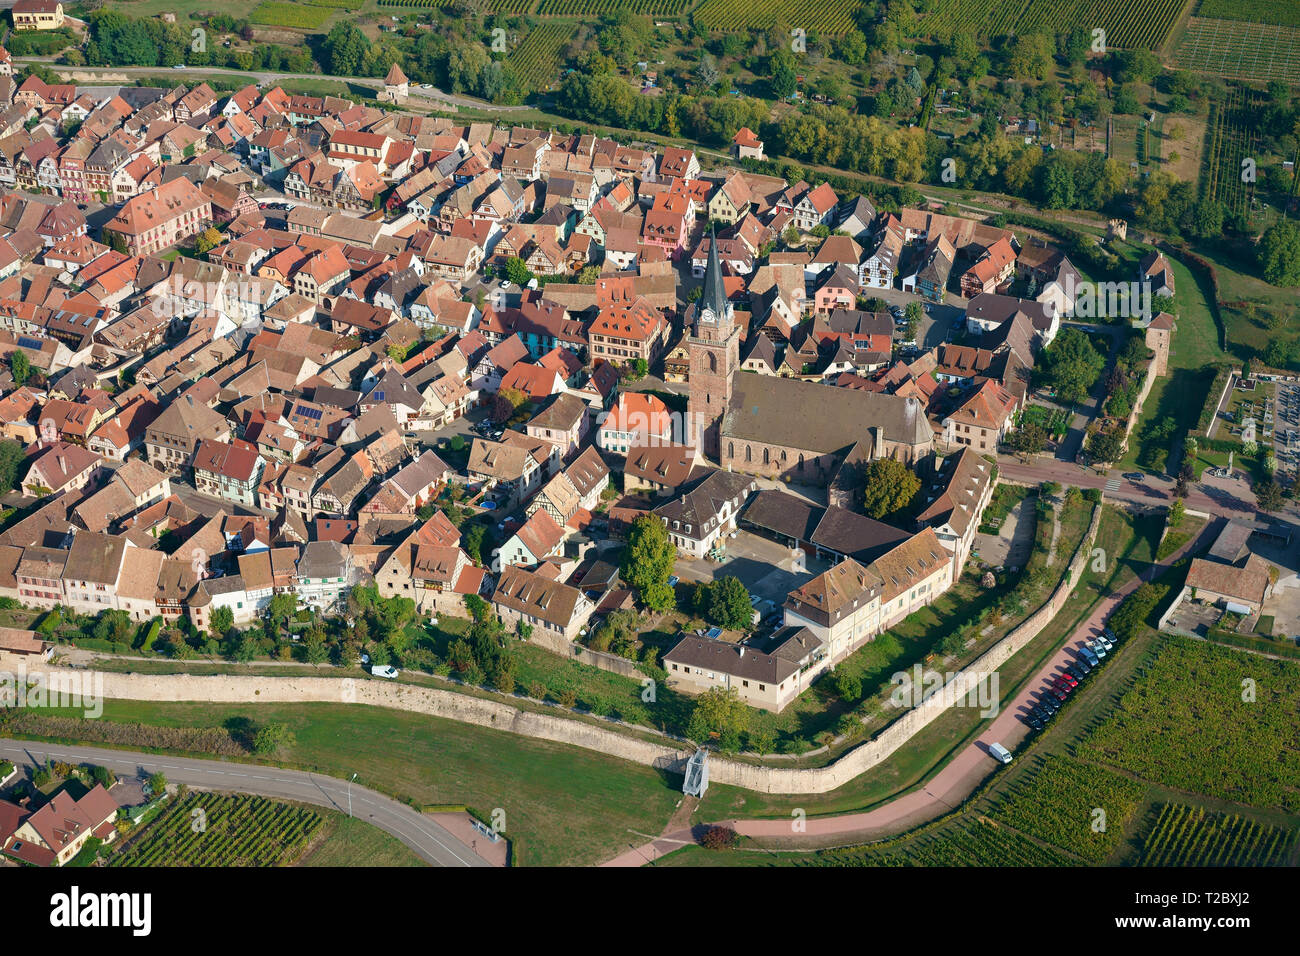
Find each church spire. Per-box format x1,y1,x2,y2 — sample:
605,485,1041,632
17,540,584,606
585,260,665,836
700,224,728,324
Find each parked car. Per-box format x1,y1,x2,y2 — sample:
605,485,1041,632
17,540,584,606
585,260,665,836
1095,633,1114,652
1065,664,1087,682
1078,645,1101,667
1089,639,1108,659
1049,686,1069,702
1055,672,1079,689
371,665,399,679
1122,472,1145,482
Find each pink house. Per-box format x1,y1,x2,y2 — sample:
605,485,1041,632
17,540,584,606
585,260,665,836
641,192,695,260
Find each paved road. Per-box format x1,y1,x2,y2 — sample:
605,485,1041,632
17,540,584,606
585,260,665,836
0,738,490,867
996,458,1260,520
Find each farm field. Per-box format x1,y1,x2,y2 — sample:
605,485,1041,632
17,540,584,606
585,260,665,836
1078,635,1300,813
112,792,324,866
1194,0,1300,29
693,0,864,35
919,0,1191,50
1137,803,1297,865
1174,18,1300,86
508,23,576,93
250,1,336,28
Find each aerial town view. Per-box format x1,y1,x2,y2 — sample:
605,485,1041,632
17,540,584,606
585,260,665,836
0,0,1294,915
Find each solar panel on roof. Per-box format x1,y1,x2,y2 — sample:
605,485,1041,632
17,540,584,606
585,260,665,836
17,336,43,350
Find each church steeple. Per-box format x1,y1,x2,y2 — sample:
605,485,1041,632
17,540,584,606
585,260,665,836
699,225,730,326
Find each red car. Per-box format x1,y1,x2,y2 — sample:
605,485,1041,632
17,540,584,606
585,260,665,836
1054,673,1079,689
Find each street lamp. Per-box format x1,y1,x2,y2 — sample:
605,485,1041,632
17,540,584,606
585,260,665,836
348,772,358,819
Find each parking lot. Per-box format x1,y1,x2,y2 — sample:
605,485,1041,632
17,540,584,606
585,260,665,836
672,530,829,611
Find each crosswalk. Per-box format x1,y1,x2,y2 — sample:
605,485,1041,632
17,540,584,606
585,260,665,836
1104,478,1121,492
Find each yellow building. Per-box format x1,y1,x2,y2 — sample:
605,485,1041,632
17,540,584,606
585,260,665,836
12,0,65,31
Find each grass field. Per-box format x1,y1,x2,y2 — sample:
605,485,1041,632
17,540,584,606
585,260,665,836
21,700,681,867
300,813,427,866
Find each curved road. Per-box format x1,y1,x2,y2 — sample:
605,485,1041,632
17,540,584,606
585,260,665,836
0,738,489,867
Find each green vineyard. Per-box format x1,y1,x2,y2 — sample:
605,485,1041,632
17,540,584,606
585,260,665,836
376,0,536,12
693,0,865,36
537,0,689,14
818,815,1081,866
1200,87,1266,218
1174,18,1300,85
991,756,1148,863
1195,0,1300,29
1138,804,1297,866
509,23,576,91
250,1,336,28
920,0,1190,50
1079,637,1300,813
112,792,325,867
305,0,364,8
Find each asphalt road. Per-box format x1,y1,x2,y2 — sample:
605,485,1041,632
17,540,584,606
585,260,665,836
0,738,489,867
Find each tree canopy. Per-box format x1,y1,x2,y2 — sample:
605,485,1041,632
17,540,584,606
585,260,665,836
860,458,921,522
621,515,676,611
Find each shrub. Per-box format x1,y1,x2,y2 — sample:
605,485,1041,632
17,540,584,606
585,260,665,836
700,825,740,850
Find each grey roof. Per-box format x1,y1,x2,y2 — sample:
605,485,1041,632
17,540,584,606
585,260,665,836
723,374,932,453
297,540,348,578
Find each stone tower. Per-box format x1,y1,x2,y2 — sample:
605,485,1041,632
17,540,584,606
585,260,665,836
687,228,739,461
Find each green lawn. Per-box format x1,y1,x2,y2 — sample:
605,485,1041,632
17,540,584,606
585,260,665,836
1164,255,1228,371
300,813,428,867
1118,367,1216,474
19,699,681,867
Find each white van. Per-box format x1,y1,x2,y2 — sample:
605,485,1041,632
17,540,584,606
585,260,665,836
988,742,1013,765
371,665,399,679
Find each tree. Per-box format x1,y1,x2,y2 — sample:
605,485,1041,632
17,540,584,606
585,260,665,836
1090,430,1125,463
686,686,749,750
0,440,22,494
621,514,676,611
1009,423,1048,457
252,722,296,755
92,609,133,647
266,592,298,634
1168,498,1185,529
90,765,114,788
194,226,222,254
209,605,234,641
1256,479,1285,513
1259,221,1300,287
768,48,796,100
147,772,167,796
9,350,30,387
503,256,533,287
860,458,921,521
696,52,719,90
707,576,753,631
1039,328,1106,404
493,385,529,422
